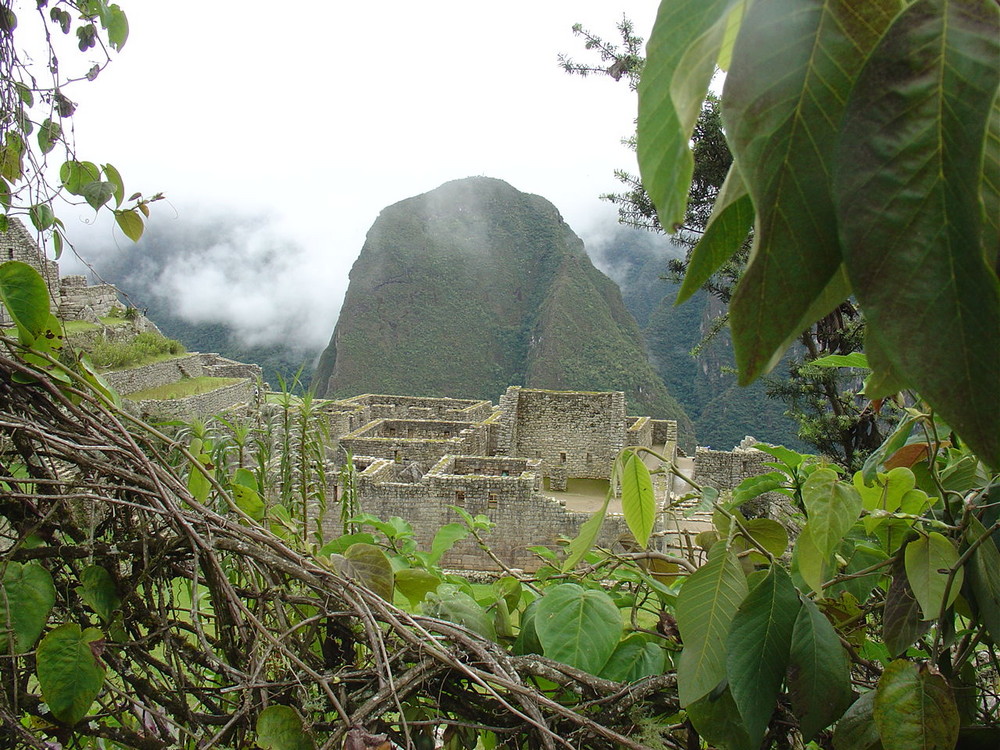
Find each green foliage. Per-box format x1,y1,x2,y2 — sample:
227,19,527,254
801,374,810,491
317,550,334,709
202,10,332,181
638,0,1000,467
36,624,105,726
88,330,185,370
0,562,55,653
534,583,622,675
255,705,316,750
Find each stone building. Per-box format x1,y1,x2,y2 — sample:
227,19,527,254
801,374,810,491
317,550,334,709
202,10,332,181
0,218,127,325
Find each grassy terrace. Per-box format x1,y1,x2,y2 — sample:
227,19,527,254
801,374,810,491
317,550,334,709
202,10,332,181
126,377,243,401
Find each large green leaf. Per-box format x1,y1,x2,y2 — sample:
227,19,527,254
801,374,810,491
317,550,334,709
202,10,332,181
833,691,883,750
76,565,121,624
0,261,50,341
676,163,754,304
394,568,441,607
687,686,754,750
621,452,655,548
834,0,1000,469
422,584,496,641
1,562,55,653
36,624,105,726
788,595,853,740
330,543,394,602
965,516,1000,642
873,660,959,750
637,0,743,230
428,522,468,565
534,583,622,675
725,0,900,382
884,558,931,656
676,543,748,706
904,532,963,620
599,634,666,683
803,468,863,557
727,565,800,746
561,491,609,572
256,704,315,750
982,98,999,267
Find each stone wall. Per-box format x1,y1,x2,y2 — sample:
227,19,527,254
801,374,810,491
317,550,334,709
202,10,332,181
693,442,772,490
333,453,640,571
58,276,121,320
503,387,627,480
128,379,259,422
103,353,261,396
626,416,654,450
340,418,489,468
337,394,494,423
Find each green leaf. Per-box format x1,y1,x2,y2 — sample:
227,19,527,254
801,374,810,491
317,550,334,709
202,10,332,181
318,533,376,557
810,352,871,369
106,5,128,50
788,596,853,740
803,468,863,557
884,558,931,656
78,353,121,408
422,584,495,640
82,180,115,211
732,473,787,508
621,452,656,548
428,522,468,565
36,624,105,726
686,685,754,750
834,0,1000,469
1,133,24,183
982,98,999,266
873,660,959,750
394,568,441,607
0,562,55,652
76,565,121,624
233,483,264,522
599,634,665,683
965,516,1000,642
726,565,800,746
637,0,744,230
29,203,55,232
37,118,61,155
186,451,213,504
534,583,622,675
904,532,963,620
792,526,829,595
0,261,50,341
740,518,789,559
103,163,125,207
861,417,918,482
59,160,100,195
255,704,315,750
331,543,394,602
676,543,748,706
833,690,883,750
677,163,754,304
830,543,889,602
725,0,900,382
492,576,522,612
561,490,609,572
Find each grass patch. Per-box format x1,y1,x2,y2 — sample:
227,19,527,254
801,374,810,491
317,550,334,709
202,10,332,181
127,376,244,401
91,331,186,371
63,320,100,334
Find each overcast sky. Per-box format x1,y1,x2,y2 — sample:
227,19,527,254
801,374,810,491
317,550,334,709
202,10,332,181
49,1,661,349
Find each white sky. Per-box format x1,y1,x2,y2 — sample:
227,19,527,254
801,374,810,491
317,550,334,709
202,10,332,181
44,1,661,349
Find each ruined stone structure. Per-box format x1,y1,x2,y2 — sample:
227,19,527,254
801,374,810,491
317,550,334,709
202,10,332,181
0,219,127,325
320,387,683,570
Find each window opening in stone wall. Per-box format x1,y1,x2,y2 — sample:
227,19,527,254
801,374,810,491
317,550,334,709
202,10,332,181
488,493,498,510
388,427,396,437
393,450,401,463
586,452,592,463
6,249,13,260
455,491,465,506
443,429,450,437
501,470,509,477
560,452,567,463
535,450,541,458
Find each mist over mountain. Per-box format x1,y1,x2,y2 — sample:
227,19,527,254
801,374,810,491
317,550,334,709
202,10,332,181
314,177,694,442
67,212,330,386
588,224,805,450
